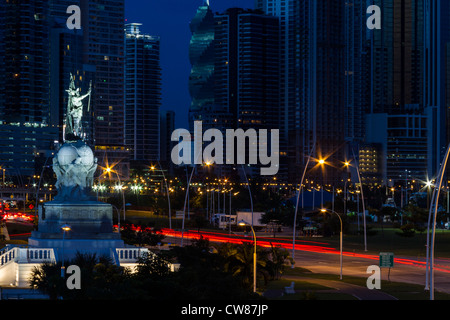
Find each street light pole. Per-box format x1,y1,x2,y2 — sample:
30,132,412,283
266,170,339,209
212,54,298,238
241,165,254,229
292,145,315,267
352,150,367,252
238,219,257,293
427,144,450,300
153,162,172,230
321,209,343,280
104,167,126,222
35,156,53,218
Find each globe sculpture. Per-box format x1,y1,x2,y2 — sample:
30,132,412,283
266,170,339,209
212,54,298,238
53,140,98,202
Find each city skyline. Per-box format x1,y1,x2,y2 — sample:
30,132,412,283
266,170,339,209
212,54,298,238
2,0,450,304
125,0,255,129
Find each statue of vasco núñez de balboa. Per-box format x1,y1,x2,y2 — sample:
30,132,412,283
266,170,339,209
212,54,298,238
65,73,92,139
53,74,97,202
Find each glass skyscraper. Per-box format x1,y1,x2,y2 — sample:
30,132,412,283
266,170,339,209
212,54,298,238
188,1,215,128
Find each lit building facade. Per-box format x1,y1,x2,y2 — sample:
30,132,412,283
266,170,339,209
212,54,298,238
80,0,129,180
125,23,162,166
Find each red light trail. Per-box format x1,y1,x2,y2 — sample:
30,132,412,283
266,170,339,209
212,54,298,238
157,228,450,274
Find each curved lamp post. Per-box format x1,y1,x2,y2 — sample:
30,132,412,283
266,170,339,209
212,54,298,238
292,145,316,267
238,219,257,293
321,208,343,280
35,155,53,218
104,167,126,222
180,158,202,247
151,162,172,230
241,165,254,229
426,144,450,300
351,150,367,252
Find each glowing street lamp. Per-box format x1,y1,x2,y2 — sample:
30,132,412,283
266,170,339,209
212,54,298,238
61,224,71,278
238,219,257,293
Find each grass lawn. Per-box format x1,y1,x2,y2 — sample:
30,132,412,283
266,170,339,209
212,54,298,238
280,267,450,300
264,277,358,300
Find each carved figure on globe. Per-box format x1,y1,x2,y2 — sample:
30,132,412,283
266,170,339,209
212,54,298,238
53,75,97,202
53,141,98,202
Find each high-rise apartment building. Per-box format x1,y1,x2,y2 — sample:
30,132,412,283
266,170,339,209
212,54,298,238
214,8,280,131
79,0,129,179
0,0,59,177
344,1,371,146
0,0,50,124
124,23,162,166
293,0,347,185
214,8,280,176
370,0,425,115
255,0,296,144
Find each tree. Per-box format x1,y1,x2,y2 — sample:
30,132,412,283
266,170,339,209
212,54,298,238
29,261,66,300
120,223,165,247
29,252,135,300
265,245,294,280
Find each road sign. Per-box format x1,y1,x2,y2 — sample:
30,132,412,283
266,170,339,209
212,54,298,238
379,252,394,268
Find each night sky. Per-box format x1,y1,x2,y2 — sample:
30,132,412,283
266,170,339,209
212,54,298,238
125,0,255,129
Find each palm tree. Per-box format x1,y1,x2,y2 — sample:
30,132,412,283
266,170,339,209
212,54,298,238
29,261,66,300
213,242,269,290
266,245,294,280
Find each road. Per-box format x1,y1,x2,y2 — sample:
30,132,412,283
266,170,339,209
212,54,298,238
159,228,450,295
293,249,450,294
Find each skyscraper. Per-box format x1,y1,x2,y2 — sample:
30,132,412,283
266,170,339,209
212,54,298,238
423,0,450,177
370,0,425,115
214,8,280,131
80,0,129,179
344,1,371,146
255,0,296,143
0,0,59,177
214,8,280,176
125,23,162,166
293,0,347,184
0,0,50,124
188,1,216,130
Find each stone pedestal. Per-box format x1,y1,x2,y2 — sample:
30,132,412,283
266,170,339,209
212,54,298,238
28,201,125,261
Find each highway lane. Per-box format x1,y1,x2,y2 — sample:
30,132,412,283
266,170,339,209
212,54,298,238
159,229,450,295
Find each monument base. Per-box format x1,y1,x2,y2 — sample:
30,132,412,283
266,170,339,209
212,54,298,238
27,237,126,262
28,200,126,261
